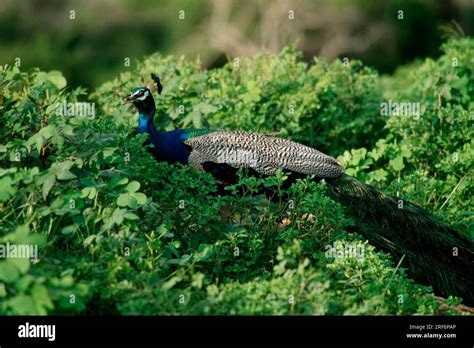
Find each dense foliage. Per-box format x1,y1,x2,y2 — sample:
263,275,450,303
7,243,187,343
0,38,472,315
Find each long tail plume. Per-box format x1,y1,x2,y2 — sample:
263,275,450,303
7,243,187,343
326,174,474,305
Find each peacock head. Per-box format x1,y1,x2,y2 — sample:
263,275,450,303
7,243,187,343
124,74,163,120
124,86,155,117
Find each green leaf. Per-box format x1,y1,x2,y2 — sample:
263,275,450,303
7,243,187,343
125,181,140,193
0,168,17,177
35,71,67,90
195,102,218,115
0,261,20,282
0,176,16,202
42,174,56,200
51,161,76,180
345,168,357,176
62,125,75,136
46,71,67,89
61,224,77,235
162,276,181,291
132,192,147,205
124,212,139,220
81,187,97,199
117,193,136,207
194,244,213,262
103,147,118,158
7,294,37,315
39,125,56,139
111,208,126,225
8,258,30,274
26,133,44,153
83,235,96,247
371,169,388,182
109,177,129,189
31,283,54,313
116,178,129,186
182,110,202,128
390,156,404,171
0,283,6,297
191,272,205,288
15,275,35,292
400,145,412,158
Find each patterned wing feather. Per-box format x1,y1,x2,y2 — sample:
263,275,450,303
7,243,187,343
184,130,343,178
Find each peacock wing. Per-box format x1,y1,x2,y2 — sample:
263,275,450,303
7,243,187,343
184,130,343,178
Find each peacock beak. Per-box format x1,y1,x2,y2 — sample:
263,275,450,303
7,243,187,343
123,94,135,104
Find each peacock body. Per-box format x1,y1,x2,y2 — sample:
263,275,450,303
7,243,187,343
125,75,474,306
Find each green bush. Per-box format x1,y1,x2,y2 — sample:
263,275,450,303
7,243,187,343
338,38,473,233
0,38,472,315
95,46,385,156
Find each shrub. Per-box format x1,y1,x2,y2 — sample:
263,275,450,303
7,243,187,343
0,38,472,315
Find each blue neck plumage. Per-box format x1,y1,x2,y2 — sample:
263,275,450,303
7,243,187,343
137,103,157,134
138,112,151,133
136,103,190,165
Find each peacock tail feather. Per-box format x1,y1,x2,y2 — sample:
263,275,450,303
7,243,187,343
326,173,474,305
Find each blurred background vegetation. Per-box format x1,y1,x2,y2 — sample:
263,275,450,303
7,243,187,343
1,0,473,89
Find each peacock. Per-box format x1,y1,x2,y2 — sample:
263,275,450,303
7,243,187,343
124,74,474,306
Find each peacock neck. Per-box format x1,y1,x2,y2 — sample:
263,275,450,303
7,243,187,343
138,113,151,133
137,103,157,135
